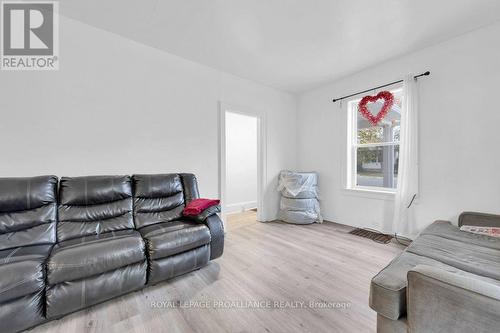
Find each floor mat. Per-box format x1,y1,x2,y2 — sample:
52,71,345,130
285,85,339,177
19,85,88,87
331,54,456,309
349,228,393,244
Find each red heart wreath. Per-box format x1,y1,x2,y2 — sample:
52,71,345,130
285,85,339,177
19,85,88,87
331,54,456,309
358,91,394,126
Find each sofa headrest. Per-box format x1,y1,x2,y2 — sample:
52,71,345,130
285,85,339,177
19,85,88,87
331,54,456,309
0,175,57,212
133,174,183,198
59,175,132,205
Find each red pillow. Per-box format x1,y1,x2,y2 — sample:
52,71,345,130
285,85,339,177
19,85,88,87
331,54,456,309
183,198,220,216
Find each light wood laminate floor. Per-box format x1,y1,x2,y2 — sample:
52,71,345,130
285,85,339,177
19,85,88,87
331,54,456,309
30,211,404,333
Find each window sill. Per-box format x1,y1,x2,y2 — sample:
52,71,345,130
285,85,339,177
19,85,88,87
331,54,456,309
342,187,395,201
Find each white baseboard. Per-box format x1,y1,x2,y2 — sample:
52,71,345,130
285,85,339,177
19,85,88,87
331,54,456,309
225,201,257,214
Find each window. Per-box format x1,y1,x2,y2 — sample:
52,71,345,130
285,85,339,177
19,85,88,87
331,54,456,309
347,88,402,192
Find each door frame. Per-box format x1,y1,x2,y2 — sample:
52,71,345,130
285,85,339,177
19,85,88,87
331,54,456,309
218,101,267,227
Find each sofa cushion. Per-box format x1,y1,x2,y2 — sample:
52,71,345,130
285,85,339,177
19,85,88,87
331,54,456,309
0,244,52,303
179,173,200,203
47,230,145,285
0,176,57,212
140,220,211,259
0,221,56,252
58,175,134,241
46,261,147,318
407,234,500,280
59,175,132,206
420,220,500,250
0,176,57,250
133,174,187,229
148,244,210,284
370,252,458,320
0,290,45,333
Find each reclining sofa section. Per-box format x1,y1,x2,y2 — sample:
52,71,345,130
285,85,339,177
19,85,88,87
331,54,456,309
0,174,224,333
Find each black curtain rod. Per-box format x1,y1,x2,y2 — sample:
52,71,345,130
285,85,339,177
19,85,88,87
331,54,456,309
331,71,430,103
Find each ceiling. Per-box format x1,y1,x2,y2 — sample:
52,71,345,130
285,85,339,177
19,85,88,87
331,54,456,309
58,0,500,93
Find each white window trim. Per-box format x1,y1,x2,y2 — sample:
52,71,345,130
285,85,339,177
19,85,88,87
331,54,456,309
344,87,402,197
341,187,395,201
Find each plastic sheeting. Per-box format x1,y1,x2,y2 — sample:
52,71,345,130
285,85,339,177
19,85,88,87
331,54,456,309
280,197,319,212
277,170,318,198
277,170,322,224
281,186,319,199
278,210,320,225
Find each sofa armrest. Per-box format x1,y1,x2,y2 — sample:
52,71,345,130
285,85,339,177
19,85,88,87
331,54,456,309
407,265,500,333
204,214,224,260
458,211,500,228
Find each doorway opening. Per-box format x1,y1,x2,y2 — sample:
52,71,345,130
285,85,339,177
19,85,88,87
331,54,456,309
218,103,266,229
225,111,258,214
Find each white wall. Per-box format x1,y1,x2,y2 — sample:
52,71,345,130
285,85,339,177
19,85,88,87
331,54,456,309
225,112,258,213
297,22,500,236
0,16,297,221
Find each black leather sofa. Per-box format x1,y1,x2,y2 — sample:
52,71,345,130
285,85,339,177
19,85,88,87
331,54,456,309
0,174,224,333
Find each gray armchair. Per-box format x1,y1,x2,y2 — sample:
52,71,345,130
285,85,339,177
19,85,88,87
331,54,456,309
406,212,500,332
370,211,500,333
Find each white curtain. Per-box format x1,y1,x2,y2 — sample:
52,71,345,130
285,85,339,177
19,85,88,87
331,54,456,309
392,74,419,237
